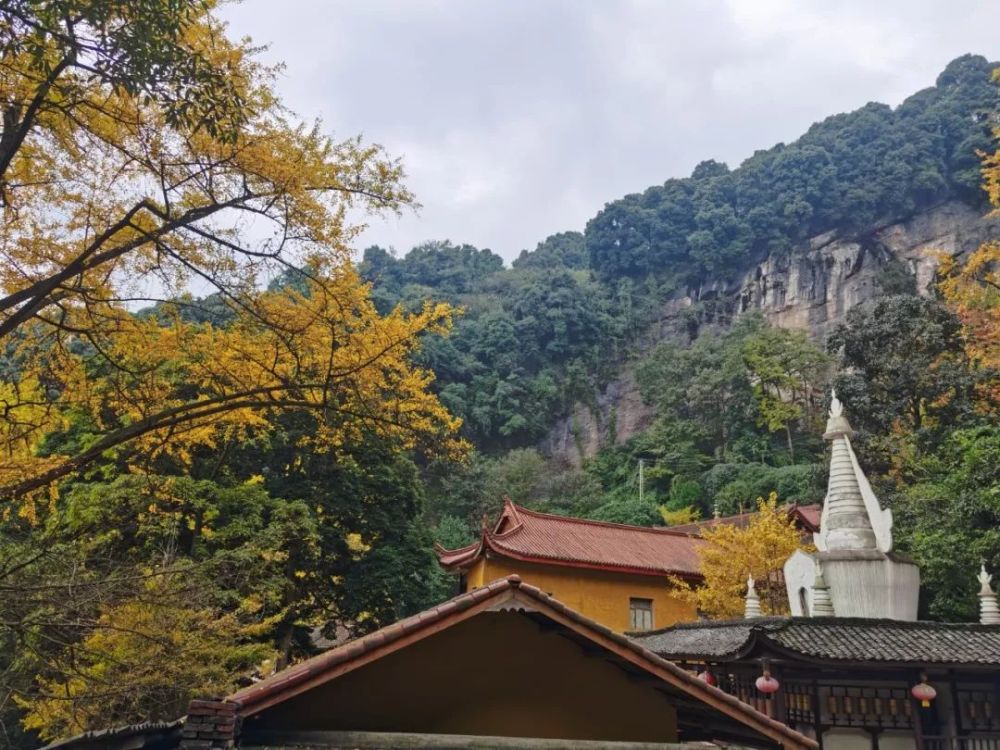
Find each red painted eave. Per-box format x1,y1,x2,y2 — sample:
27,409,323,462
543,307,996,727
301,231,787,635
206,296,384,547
790,503,821,532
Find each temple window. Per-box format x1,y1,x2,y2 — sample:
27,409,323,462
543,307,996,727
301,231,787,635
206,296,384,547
629,597,654,630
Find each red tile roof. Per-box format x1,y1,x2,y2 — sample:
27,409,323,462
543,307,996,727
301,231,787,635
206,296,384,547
668,503,822,536
794,504,822,530
436,499,705,579
227,575,816,750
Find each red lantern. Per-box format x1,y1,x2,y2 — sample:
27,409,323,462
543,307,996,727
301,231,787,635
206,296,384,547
698,669,717,686
912,678,937,708
756,672,780,694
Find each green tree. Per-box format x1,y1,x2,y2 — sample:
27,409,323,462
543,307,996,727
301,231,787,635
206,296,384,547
828,296,982,471
512,232,588,270
742,326,831,461
225,414,449,641
891,427,1000,621
589,497,664,526
636,322,757,462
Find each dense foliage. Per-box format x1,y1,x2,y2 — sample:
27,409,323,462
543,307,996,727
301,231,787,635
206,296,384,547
360,236,626,449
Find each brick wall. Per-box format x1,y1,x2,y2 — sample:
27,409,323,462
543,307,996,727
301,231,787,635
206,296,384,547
180,698,242,749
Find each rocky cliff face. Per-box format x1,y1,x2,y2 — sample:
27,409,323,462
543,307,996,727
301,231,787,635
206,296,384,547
541,201,999,466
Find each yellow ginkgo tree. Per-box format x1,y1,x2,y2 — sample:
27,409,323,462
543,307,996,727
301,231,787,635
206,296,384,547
0,0,466,506
672,493,811,619
16,571,273,743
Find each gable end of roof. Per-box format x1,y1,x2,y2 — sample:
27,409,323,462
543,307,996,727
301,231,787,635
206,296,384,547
228,575,816,750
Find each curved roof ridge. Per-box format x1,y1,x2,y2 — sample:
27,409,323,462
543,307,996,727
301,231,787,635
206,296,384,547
635,617,790,636
509,500,696,537
631,615,1000,667
434,538,481,555
435,534,486,568
637,615,1000,636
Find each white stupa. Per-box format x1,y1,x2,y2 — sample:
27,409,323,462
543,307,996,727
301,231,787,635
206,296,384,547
979,564,1000,625
783,391,920,620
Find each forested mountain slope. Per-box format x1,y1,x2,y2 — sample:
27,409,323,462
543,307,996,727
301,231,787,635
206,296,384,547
361,56,1000,627
544,199,999,465
362,54,998,456
586,54,995,281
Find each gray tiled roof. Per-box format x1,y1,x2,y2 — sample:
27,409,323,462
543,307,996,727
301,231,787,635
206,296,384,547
39,720,182,749
631,617,1000,666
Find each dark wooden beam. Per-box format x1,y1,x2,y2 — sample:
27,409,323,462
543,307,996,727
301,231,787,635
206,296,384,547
241,729,771,749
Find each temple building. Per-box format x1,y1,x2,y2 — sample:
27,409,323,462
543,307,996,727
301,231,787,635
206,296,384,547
435,495,821,634
46,576,818,750
436,498,703,632
631,393,1000,750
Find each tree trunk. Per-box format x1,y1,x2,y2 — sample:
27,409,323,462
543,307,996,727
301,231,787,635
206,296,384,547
275,623,295,671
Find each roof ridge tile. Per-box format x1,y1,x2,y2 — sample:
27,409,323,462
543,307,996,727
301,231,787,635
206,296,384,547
509,501,696,536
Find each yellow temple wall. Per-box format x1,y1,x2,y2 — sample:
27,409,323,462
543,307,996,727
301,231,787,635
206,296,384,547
464,555,697,632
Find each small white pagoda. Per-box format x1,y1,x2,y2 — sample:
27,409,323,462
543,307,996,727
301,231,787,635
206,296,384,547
783,391,920,620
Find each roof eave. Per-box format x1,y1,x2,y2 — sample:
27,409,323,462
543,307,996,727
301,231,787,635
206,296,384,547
482,544,703,581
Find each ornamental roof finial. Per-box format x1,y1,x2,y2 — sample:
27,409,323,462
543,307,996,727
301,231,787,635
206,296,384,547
978,564,1000,625
745,574,763,619
830,389,843,417
824,389,855,440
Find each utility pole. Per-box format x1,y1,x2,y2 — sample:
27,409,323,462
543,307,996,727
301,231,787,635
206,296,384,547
638,458,644,504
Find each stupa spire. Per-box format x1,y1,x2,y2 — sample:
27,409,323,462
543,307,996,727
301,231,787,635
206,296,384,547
784,390,918,621
978,564,1000,625
745,574,763,619
815,390,894,553
819,391,877,550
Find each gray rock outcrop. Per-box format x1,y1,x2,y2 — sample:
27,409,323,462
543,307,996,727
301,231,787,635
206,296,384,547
541,201,1000,466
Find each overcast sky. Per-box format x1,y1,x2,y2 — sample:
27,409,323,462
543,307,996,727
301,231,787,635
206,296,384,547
220,0,1000,263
